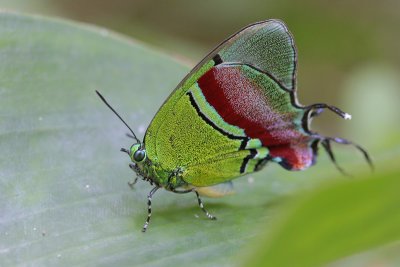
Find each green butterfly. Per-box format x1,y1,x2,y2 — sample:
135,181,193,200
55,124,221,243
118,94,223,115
97,19,372,232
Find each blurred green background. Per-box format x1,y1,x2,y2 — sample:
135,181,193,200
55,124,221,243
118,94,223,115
1,1,399,266
2,0,399,150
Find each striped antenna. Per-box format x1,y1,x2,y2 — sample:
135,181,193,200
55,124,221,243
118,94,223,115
96,90,141,144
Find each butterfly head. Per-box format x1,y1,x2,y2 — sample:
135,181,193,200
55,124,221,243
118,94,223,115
122,143,147,164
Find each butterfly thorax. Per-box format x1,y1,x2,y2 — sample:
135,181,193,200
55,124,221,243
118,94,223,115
151,161,189,189
128,145,188,190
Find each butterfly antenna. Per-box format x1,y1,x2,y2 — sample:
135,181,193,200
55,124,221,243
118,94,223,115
96,90,141,144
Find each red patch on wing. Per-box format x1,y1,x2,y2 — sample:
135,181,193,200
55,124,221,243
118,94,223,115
197,65,313,170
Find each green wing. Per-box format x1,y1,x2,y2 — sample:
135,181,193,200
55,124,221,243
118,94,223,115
180,19,296,92
182,147,270,187
146,19,297,137
144,20,298,187
217,20,296,91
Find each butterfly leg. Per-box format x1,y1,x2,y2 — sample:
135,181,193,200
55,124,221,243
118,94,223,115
128,178,138,189
170,188,216,220
194,190,217,220
128,164,139,189
142,186,160,232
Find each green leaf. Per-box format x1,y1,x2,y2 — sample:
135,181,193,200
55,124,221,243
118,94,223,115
244,169,400,267
0,11,398,267
0,11,276,266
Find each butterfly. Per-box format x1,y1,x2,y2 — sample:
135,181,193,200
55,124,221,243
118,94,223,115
97,19,372,232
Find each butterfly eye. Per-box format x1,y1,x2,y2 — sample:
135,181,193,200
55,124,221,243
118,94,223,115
129,143,146,163
133,150,146,162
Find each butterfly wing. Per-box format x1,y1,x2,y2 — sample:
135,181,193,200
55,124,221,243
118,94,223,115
178,19,296,93
195,63,316,172
145,20,316,188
